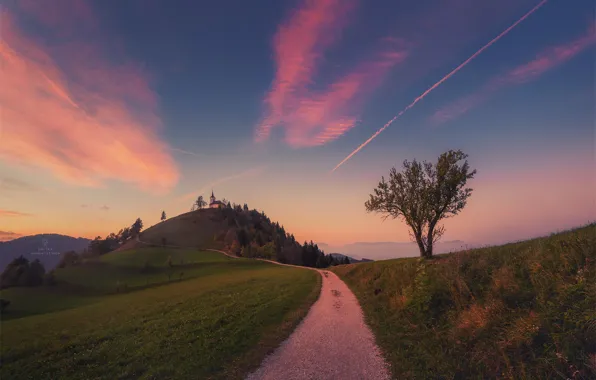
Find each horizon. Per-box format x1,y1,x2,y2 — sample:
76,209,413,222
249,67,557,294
2,220,593,262
1,0,594,249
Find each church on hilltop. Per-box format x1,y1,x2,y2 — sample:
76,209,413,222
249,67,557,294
209,190,225,209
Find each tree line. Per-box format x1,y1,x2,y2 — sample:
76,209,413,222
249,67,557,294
212,205,347,268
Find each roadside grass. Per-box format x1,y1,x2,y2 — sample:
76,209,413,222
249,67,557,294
332,224,596,379
1,257,321,379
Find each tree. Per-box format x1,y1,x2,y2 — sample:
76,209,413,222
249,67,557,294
195,195,207,210
58,251,80,268
161,210,167,222
236,228,249,247
227,201,231,209
243,203,249,212
130,218,144,237
119,227,131,243
0,256,46,288
89,236,111,256
365,150,476,258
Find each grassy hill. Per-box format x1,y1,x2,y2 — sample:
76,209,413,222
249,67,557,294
119,207,331,267
1,247,320,379
332,224,596,379
122,208,233,250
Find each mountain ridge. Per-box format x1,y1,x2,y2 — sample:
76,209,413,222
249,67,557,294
0,234,91,272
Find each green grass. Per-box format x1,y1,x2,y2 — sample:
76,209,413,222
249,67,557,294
1,248,321,379
53,248,246,294
332,224,596,379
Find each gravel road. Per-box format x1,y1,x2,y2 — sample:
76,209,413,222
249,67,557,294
246,269,391,380
139,244,390,379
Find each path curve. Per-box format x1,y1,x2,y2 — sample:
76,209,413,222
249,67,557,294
246,269,390,380
136,238,390,379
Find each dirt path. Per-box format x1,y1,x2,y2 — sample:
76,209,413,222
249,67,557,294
136,239,390,379
246,270,390,380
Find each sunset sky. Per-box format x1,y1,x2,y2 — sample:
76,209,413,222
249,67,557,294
1,0,594,249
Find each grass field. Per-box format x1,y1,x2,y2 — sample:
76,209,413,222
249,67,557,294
1,248,321,379
54,248,244,293
332,224,596,379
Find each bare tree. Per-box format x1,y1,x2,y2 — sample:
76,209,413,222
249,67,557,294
365,150,476,258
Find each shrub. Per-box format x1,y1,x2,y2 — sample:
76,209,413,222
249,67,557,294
58,251,80,268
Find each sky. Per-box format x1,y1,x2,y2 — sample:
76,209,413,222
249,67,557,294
1,0,594,253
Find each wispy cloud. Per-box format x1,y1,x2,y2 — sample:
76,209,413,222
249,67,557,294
255,0,357,143
0,230,22,242
0,209,33,217
285,48,408,147
0,4,179,194
100,205,110,211
178,166,267,203
431,25,596,124
331,0,549,172
255,0,406,147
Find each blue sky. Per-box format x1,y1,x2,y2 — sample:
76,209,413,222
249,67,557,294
1,0,594,253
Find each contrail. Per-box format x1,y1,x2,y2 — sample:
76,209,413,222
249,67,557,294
170,147,202,157
331,0,549,172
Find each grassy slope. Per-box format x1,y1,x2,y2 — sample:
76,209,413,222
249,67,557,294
122,209,231,250
55,248,243,293
1,248,321,379
332,224,596,379
1,248,244,319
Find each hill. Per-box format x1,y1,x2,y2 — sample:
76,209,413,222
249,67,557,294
0,234,90,272
121,207,337,268
1,246,320,379
332,224,596,379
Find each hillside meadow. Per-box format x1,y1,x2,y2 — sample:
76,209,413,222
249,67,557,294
333,224,596,379
1,248,321,379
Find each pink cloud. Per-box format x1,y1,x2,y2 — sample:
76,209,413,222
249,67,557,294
431,25,596,124
255,0,357,143
0,7,179,194
255,0,407,147
285,49,408,147
0,209,33,217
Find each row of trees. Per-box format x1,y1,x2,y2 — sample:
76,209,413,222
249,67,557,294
213,206,346,268
1,217,147,290
87,217,144,256
0,256,55,289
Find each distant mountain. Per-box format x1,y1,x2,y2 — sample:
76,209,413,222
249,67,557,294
0,234,91,272
323,240,470,261
329,253,373,264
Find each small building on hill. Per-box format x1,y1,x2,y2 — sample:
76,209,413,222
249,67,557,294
209,190,225,209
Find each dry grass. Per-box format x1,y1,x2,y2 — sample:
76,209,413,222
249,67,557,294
333,224,596,379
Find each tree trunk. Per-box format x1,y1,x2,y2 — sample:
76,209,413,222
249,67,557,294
414,234,426,258
425,224,436,258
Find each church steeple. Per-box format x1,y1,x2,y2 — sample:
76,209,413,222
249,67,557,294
210,190,216,204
